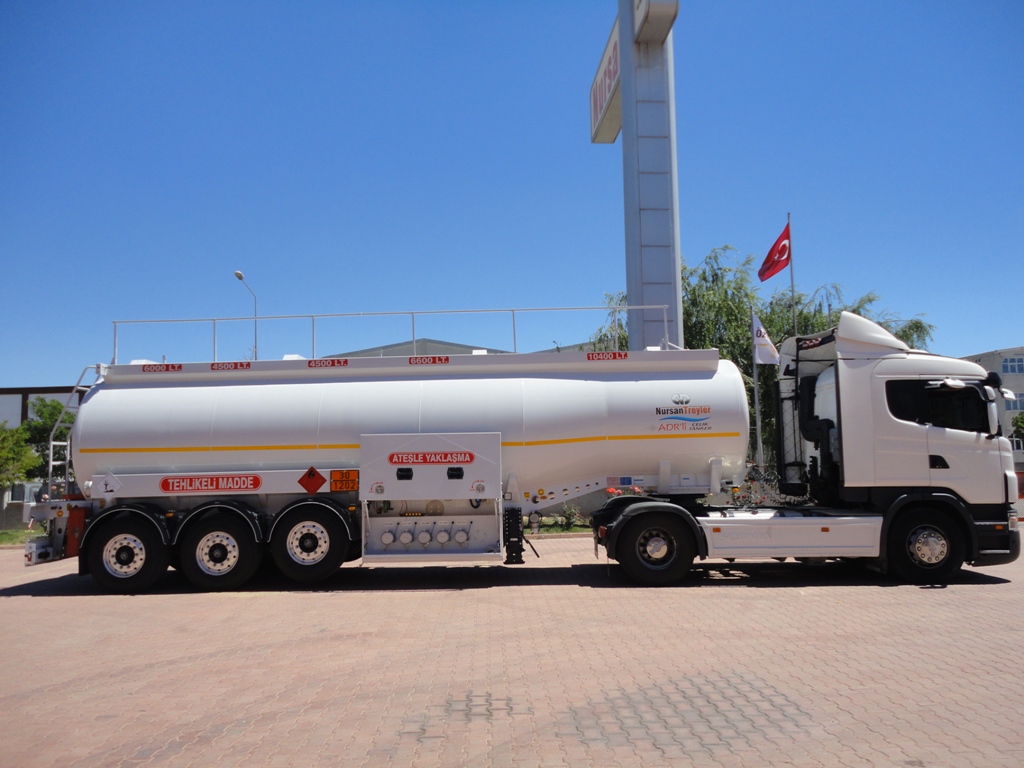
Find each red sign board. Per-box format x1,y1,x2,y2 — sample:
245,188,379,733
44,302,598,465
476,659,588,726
408,356,449,365
587,351,628,361
388,452,475,465
211,362,251,371
590,17,621,143
160,474,262,493
142,364,183,373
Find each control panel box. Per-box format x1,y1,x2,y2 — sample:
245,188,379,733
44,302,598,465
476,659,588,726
359,432,501,502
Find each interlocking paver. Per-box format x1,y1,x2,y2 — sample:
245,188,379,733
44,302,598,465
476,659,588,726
2,538,1024,767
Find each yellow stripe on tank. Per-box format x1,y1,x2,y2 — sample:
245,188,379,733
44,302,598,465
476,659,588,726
78,432,740,454
79,443,362,454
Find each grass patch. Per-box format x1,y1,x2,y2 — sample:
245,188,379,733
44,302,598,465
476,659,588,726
0,529,39,546
534,524,591,535
529,511,592,535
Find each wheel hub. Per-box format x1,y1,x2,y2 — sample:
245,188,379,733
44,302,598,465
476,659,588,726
287,522,330,564
909,527,948,566
645,536,669,561
638,529,675,568
196,531,240,575
103,534,146,578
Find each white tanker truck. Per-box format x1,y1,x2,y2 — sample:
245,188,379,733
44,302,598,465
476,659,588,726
24,312,1019,591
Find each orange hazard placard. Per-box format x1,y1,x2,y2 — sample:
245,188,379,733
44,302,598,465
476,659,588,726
330,470,359,492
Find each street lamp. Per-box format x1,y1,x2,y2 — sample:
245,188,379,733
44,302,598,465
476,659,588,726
234,270,258,361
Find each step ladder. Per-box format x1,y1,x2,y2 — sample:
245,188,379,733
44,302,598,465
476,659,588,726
46,365,101,499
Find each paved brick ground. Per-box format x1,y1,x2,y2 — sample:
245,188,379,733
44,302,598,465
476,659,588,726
1,539,1023,767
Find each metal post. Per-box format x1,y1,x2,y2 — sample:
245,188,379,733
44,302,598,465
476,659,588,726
212,319,217,362
411,313,416,355
311,316,316,359
234,271,258,361
751,307,764,467
112,322,118,364
511,309,518,353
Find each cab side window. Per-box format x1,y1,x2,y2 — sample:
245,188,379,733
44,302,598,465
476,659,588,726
885,380,988,433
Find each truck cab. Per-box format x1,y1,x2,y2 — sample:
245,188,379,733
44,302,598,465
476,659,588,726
777,312,1019,571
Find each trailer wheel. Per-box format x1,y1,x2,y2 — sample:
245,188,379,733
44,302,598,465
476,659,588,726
617,513,695,586
87,513,169,594
271,505,348,583
179,512,262,591
888,509,965,584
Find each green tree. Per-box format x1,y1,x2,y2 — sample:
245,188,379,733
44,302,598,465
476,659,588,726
680,247,763,366
23,396,75,481
1012,412,1024,441
597,246,935,469
0,421,41,488
586,291,629,351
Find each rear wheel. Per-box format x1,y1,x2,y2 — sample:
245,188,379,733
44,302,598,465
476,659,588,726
179,512,262,591
87,513,169,594
616,512,695,586
271,504,348,583
888,509,965,584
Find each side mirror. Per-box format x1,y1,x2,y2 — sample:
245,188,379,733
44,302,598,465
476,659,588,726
987,401,1000,438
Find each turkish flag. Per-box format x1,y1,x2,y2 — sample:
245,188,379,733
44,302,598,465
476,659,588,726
758,223,791,282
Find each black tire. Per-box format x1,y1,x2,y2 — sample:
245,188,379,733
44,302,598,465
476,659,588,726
270,504,348,583
887,509,965,584
86,513,169,594
616,512,695,586
179,511,262,591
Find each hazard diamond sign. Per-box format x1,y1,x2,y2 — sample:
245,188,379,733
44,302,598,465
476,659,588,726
298,467,326,494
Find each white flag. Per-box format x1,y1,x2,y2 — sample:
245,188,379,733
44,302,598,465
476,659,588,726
753,314,780,365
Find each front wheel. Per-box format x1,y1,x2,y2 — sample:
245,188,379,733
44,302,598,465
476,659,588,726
179,512,262,591
270,504,348,583
86,513,169,594
887,509,965,584
616,512,695,586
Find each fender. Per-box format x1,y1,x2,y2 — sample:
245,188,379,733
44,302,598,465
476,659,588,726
603,500,708,560
590,495,653,529
880,492,979,561
267,497,354,543
78,503,171,576
173,499,264,546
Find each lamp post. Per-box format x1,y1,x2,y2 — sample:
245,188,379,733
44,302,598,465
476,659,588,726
234,270,258,361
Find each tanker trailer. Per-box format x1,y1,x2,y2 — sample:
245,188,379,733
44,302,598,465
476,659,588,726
24,347,750,592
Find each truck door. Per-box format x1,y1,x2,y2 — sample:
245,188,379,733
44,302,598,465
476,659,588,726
922,384,1005,504
875,379,932,488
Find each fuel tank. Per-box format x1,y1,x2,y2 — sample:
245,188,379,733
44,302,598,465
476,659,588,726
72,349,750,498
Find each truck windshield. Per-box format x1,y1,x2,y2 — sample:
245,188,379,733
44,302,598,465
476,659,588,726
885,380,988,433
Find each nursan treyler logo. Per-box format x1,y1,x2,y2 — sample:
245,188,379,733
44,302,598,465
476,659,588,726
654,404,712,423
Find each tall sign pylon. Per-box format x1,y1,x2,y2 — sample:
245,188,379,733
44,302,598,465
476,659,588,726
591,0,683,350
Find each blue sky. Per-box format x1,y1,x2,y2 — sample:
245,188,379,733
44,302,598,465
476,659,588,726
2,0,1021,387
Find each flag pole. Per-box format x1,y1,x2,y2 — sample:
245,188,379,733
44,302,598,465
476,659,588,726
787,211,797,339
751,305,764,468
